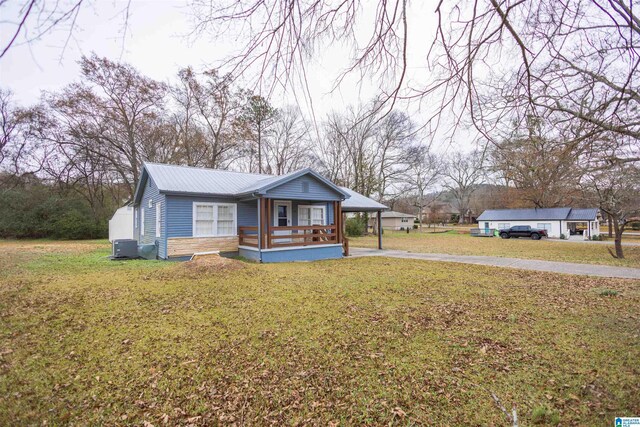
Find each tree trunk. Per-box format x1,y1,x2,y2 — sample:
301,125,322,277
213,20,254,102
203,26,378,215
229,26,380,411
607,214,613,238
612,218,625,259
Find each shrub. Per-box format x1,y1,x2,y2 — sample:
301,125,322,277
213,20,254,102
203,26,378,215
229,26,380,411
345,217,366,237
559,233,567,240
413,224,418,229
630,221,640,230
531,406,560,425
599,289,619,297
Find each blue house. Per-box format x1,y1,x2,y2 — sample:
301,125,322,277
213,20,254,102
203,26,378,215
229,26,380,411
132,163,388,262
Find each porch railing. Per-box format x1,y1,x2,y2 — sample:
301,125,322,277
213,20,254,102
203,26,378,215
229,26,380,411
239,225,339,249
238,226,259,247
268,225,337,248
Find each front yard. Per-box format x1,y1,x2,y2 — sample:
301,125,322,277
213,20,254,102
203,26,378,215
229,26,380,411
0,240,639,425
351,230,640,268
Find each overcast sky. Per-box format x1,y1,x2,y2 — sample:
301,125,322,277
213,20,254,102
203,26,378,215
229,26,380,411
0,0,472,151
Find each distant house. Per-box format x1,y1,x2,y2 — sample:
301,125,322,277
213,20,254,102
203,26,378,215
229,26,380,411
128,163,388,262
476,208,600,239
368,211,417,230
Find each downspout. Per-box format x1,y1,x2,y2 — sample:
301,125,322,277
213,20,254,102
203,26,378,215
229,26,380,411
256,198,262,263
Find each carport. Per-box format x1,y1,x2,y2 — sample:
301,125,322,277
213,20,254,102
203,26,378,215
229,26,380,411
340,187,389,251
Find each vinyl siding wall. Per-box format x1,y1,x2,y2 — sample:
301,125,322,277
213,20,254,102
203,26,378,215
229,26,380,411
165,196,258,238
265,175,343,201
135,176,167,258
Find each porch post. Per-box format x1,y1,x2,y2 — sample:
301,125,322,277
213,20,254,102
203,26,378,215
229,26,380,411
377,210,382,250
257,198,262,249
261,197,269,250
334,201,341,244
266,198,272,249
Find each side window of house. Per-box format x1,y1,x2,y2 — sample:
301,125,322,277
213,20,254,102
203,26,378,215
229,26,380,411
193,203,237,237
498,223,510,229
536,223,551,231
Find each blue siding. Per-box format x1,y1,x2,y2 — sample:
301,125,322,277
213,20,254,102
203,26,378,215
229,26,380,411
238,247,261,262
165,196,257,239
260,245,343,263
135,175,167,259
266,175,343,201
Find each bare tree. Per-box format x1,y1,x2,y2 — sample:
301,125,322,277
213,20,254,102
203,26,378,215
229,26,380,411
239,95,277,173
176,68,246,169
488,117,583,208
405,146,441,229
41,54,168,198
0,89,16,167
443,151,485,223
265,106,312,175
0,1,132,60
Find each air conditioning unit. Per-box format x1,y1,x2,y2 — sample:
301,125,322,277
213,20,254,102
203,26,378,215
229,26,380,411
112,239,139,259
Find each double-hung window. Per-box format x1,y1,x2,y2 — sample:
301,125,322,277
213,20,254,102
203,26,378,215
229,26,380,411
193,202,237,237
498,223,510,229
536,223,551,231
140,208,145,236
298,205,326,226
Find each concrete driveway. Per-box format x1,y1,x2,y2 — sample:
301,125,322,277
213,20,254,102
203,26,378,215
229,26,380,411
349,247,640,280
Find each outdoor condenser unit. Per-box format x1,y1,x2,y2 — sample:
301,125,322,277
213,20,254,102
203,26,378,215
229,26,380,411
112,239,139,259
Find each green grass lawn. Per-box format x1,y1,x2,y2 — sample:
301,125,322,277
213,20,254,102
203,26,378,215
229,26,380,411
1,240,639,425
351,230,640,268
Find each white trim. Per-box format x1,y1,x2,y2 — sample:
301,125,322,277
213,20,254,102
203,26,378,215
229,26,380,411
273,200,292,227
156,202,162,237
192,202,237,238
239,243,342,252
140,207,145,236
297,204,326,226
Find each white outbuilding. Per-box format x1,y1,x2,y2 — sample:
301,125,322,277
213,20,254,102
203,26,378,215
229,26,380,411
476,207,600,239
108,205,134,242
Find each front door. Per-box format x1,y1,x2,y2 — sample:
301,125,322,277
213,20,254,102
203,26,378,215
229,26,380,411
273,201,292,242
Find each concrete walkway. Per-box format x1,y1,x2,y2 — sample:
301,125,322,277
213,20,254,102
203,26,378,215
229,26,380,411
350,247,640,280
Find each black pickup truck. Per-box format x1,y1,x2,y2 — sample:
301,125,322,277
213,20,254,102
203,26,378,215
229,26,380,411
499,225,547,240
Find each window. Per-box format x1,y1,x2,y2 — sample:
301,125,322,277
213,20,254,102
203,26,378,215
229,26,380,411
301,181,310,193
498,223,510,229
217,204,235,235
192,202,237,237
401,218,409,223
156,203,162,237
537,223,551,231
134,209,138,229
298,205,326,226
140,208,145,235
148,199,153,208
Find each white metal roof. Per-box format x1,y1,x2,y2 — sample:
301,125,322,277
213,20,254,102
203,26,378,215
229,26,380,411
137,163,382,209
340,187,389,212
477,207,599,221
377,210,416,218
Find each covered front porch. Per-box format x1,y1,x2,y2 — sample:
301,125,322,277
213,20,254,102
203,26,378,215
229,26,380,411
237,197,346,262
236,193,387,262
